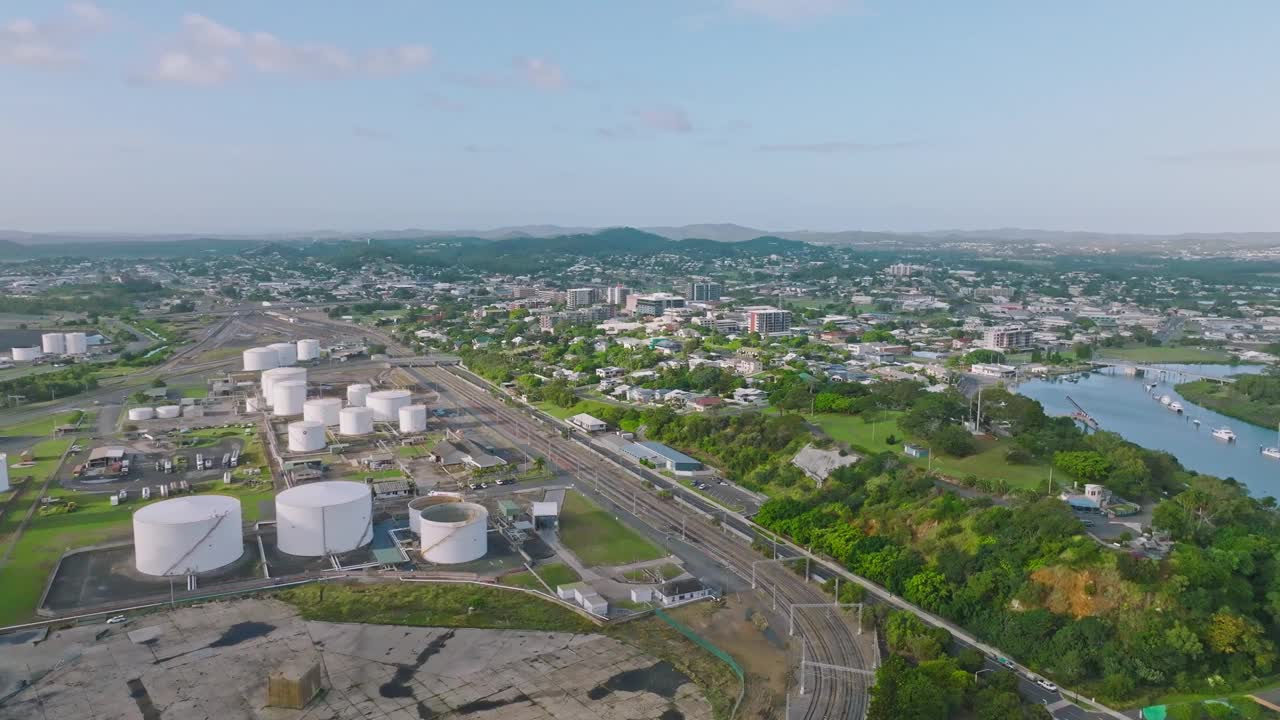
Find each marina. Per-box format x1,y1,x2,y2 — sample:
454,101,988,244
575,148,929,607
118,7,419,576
1017,364,1280,497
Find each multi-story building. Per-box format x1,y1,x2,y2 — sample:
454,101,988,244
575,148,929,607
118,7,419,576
744,306,792,335
566,288,597,310
983,325,1034,352
630,293,686,316
605,285,631,306
685,281,724,302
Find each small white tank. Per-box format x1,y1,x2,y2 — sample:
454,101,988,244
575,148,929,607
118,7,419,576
303,397,343,426
127,407,155,421
63,332,88,355
339,406,374,436
399,404,428,433
269,342,298,366
245,396,263,413
182,405,204,417
242,347,279,372
41,333,66,355
273,380,307,417
155,405,181,419
11,347,40,362
261,367,306,409
0,454,9,493
346,383,371,407
296,338,320,362
287,420,327,452
367,389,412,422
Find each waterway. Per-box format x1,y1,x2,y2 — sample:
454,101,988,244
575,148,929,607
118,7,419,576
1016,364,1280,497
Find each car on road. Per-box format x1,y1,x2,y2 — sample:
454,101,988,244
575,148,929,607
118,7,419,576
1035,678,1058,693
997,656,1016,670
468,483,481,490
106,615,128,625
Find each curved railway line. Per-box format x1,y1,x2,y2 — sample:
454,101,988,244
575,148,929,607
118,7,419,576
415,365,873,720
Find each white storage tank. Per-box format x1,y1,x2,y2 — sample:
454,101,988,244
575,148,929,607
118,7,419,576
269,342,298,366
245,396,263,413
41,333,65,355
243,347,279,372
408,495,460,537
133,495,244,576
418,502,488,564
261,367,307,408
346,383,371,407
399,404,428,433
296,338,320,362
303,398,343,426
287,420,327,453
273,380,307,417
155,405,181,419
338,406,374,436
367,389,412,422
0,454,8,493
275,480,373,556
63,332,88,355
11,346,40,362
127,407,155,421
182,405,204,417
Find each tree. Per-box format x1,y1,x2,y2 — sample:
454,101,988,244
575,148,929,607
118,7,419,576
931,425,976,457
1072,343,1094,360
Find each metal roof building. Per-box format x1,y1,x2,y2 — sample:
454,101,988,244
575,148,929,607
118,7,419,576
622,441,703,473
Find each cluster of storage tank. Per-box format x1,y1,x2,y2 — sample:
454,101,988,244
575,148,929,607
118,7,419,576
127,405,202,421
131,480,377,577
10,332,89,361
241,339,320,372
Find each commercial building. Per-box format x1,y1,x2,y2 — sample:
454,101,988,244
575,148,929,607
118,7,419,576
566,288,598,310
568,413,607,432
654,578,713,607
983,325,1034,352
621,441,703,473
745,306,792,335
970,363,1017,378
629,293,686,316
685,281,724,302
605,285,632,306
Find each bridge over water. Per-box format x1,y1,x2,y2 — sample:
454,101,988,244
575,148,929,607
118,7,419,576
1090,361,1236,384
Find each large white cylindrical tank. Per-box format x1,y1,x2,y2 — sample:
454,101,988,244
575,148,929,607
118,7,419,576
269,342,298,367
419,502,488,564
346,383,371,407
41,333,65,355
261,367,306,408
303,398,343,426
296,339,320,362
338,406,374,436
127,407,155,421
63,332,88,355
288,420,327,452
133,495,243,576
12,347,40,362
0,454,8,493
408,495,460,537
243,347,279,372
399,404,428,433
367,389,412,422
155,405,181,419
273,380,307,417
275,481,373,556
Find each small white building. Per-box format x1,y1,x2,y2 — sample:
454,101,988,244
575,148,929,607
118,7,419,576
970,363,1017,378
654,578,712,607
568,413,607,433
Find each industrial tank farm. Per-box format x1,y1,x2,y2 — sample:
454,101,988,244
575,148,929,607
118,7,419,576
275,481,373,557
41,332,65,355
287,420,327,452
366,389,411,422
339,406,374,436
399,404,428,433
242,347,279,372
346,383,371,407
261,367,306,408
418,502,488,564
272,380,307,417
11,346,40,362
268,341,298,367
303,397,343,426
296,338,320,361
133,495,244,576
64,332,87,355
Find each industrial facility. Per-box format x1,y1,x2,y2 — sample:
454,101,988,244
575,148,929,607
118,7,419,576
132,495,244,577
416,501,488,564
274,481,374,557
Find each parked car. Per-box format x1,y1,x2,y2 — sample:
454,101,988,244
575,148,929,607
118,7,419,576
997,656,1016,670
1035,678,1058,693
106,615,128,625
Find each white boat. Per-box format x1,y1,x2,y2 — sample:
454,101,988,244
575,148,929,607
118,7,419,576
1168,402,1183,414
1192,418,1201,426
1211,427,1237,443
1264,447,1280,460
1145,383,1158,391
1160,395,1172,406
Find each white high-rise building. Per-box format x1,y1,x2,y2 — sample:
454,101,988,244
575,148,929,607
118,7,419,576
566,288,597,310
745,306,792,335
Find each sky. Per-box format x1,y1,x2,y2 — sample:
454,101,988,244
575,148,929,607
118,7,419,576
2,0,1279,235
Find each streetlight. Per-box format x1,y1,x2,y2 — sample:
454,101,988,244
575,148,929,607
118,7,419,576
974,668,995,683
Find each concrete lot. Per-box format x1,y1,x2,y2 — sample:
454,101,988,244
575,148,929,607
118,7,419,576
0,598,712,720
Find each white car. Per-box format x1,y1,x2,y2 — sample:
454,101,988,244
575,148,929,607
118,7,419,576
106,615,128,625
1035,678,1058,693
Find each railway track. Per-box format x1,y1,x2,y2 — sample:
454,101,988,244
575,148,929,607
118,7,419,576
414,365,872,720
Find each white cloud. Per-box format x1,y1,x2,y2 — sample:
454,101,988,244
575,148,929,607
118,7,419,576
633,107,693,133
515,56,565,91
0,2,108,70
731,0,859,23
144,14,432,86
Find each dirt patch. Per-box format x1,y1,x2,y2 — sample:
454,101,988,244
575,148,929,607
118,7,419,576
1030,565,1137,618
665,593,792,719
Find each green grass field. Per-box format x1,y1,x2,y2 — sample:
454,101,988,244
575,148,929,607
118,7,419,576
623,563,684,582
533,399,621,421
175,384,209,399
502,562,580,591
812,412,1063,491
279,581,595,632
558,491,666,567
1097,345,1230,364
0,410,85,438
